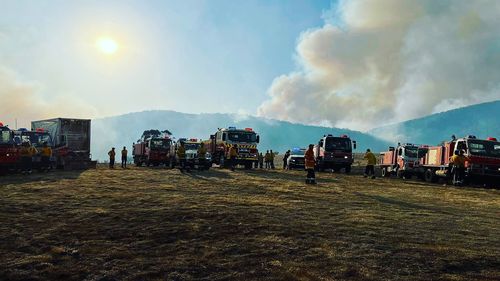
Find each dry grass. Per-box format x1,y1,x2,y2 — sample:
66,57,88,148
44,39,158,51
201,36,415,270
0,165,499,281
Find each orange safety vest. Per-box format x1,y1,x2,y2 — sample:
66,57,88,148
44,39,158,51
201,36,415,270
304,149,315,169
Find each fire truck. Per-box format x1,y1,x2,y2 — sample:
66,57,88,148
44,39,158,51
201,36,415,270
205,127,260,169
419,136,500,184
0,123,18,174
133,130,172,167
170,138,212,170
13,128,56,170
379,143,428,179
314,134,357,173
31,118,96,170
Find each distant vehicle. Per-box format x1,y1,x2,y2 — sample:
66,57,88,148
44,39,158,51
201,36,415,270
31,118,96,170
419,135,500,183
379,143,428,179
287,148,306,170
314,134,356,173
0,124,18,174
133,130,172,167
171,138,211,170
205,127,260,169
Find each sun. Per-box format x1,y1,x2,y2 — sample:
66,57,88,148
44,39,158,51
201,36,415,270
96,37,118,55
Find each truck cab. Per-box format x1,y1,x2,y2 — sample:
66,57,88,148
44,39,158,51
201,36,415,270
207,127,260,169
133,134,172,167
171,138,212,170
0,125,18,173
379,143,426,178
314,134,356,173
457,136,500,178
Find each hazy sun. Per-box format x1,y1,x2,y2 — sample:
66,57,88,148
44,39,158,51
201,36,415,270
96,37,118,54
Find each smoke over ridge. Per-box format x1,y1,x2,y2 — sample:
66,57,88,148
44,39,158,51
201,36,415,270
258,0,500,131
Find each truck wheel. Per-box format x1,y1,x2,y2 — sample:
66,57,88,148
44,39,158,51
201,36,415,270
345,165,351,174
244,162,252,169
424,169,437,183
381,167,389,177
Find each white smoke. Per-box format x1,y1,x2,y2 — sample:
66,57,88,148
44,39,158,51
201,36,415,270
0,67,97,129
258,0,500,131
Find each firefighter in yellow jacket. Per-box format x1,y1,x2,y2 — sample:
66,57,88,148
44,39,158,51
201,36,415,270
197,142,208,170
19,142,38,174
40,142,52,171
177,141,189,172
450,150,469,185
364,149,376,179
228,144,238,171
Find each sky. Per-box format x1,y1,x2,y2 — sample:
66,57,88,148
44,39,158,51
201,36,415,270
1,0,499,131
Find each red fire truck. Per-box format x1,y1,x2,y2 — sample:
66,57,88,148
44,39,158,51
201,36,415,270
133,130,172,167
205,127,259,169
379,143,428,179
314,134,357,173
419,136,500,184
0,123,18,174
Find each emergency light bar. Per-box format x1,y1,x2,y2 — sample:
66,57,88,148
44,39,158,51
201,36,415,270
245,128,253,131
18,128,28,132
228,126,237,130
487,137,498,141
0,122,3,127
341,134,349,138
36,128,44,132
189,138,198,142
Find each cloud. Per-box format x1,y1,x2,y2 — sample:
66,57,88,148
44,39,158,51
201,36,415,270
0,67,98,128
258,0,500,131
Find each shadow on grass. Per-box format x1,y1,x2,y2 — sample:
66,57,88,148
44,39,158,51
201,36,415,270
0,170,84,185
354,192,456,215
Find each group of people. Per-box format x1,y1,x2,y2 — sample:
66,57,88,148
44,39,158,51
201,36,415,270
107,146,128,169
18,141,52,174
256,150,276,169
175,141,209,172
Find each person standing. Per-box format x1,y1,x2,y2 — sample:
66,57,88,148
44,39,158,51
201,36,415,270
19,142,37,174
450,149,469,186
283,150,290,170
304,144,316,184
228,144,238,171
264,150,270,169
364,149,376,179
197,142,207,171
121,146,128,168
177,142,188,172
258,152,264,169
40,142,52,171
108,147,116,169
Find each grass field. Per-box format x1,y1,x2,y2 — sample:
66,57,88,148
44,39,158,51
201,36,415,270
1,166,499,281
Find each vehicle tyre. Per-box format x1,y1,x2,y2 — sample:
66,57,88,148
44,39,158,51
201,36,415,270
381,167,389,177
424,169,437,183
244,162,252,169
345,165,351,174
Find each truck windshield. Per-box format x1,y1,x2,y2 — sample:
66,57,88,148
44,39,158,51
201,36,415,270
291,148,306,156
20,132,53,147
1,130,12,144
150,139,170,150
184,143,200,150
227,132,257,142
468,140,500,158
325,137,351,152
405,147,419,158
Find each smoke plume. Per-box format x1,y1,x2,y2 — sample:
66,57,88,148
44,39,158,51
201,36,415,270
0,67,97,129
258,0,500,131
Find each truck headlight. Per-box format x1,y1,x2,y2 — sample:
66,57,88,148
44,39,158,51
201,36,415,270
344,156,348,159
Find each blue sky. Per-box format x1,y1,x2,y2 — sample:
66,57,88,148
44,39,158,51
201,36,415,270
0,0,334,124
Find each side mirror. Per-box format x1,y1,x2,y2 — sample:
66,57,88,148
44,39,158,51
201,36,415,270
222,134,226,141
210,134,215,140
353,141,357,150
389,146,395,151
256,135,260,143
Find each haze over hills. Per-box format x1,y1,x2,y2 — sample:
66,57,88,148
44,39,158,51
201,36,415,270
91,111,390,161
368,100,500,145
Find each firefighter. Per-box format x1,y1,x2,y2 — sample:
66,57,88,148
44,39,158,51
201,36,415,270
19,142,37,174
305,144,316,184
264,150,270,169
177,141,189,172
108,147,116,169
283,150,290,170
258,152,264,169
270,150,276,169
197,142,207,171
364,149,376,179
121,146,128,168
40,142,52,172
450,149,469,186
228,144,238,171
